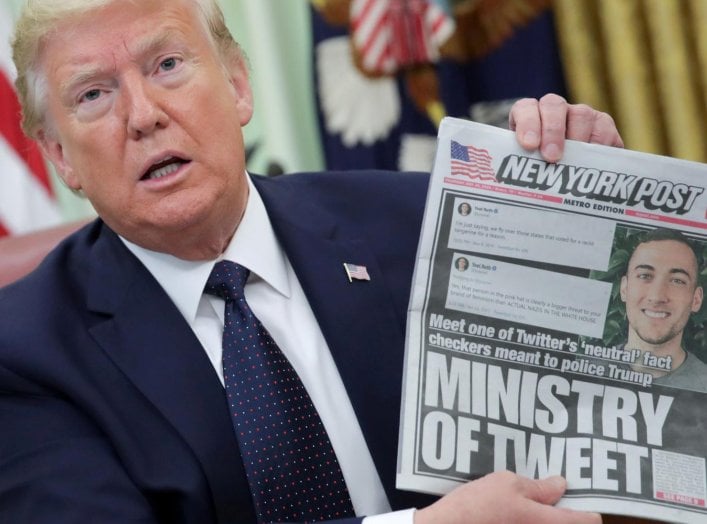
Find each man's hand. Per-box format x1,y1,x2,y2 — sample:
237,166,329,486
414,471,602,524
510,94,624,163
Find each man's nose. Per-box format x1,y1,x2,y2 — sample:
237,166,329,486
123,75,169,139
647,281,669,303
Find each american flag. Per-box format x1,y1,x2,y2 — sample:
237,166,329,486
343,263,371,282
450,140,496,181
350,0,455,75
0,4,61,237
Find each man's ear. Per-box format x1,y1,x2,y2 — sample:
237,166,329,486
620,275,628,303
37,129,81,190
692,286,703,313
225,55,253,126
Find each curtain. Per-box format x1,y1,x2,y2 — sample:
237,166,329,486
554,0,706,163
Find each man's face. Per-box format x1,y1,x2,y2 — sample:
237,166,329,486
621,239,703,350
37,0,253,259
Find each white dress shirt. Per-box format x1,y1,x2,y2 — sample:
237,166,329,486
121,176,414,523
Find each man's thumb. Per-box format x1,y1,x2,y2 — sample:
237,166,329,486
527,475,567,505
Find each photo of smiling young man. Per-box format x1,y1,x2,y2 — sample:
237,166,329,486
621,229,707,393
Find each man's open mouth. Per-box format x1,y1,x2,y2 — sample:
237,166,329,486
643,309,669,319
141,156,189,180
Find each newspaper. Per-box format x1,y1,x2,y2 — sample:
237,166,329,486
397,117,707,523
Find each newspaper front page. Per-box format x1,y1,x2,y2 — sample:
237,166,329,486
397,118,707,523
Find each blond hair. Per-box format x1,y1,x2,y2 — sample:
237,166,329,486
12,0,241,138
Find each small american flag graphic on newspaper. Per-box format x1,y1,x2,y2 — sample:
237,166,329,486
343,263,371,282
450,140,496,181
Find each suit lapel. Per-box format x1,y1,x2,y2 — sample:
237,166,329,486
254,176,407,503
84,227,254,523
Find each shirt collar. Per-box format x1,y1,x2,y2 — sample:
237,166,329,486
120,174,291,323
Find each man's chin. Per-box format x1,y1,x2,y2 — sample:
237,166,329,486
636,330,680,347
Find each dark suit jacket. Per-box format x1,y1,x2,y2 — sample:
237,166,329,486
0,171,437,523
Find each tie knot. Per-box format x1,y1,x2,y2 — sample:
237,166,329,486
204,260,250,302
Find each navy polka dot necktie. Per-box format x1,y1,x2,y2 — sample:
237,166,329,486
204,260,355,523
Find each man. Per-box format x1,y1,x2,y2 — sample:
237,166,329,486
0,0,623,522
455,256,469,271
621,229,707,392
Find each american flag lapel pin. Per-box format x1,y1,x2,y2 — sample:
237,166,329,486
343,263,371,283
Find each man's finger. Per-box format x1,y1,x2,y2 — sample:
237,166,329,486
565,103,597,143
530,503,603,524
509,97,541,150
590,111,624,147
537,94,568,163
566,104,624,148
521,477,602,524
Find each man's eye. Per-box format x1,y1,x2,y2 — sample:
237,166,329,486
80,89,101,103
159,57,178,71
